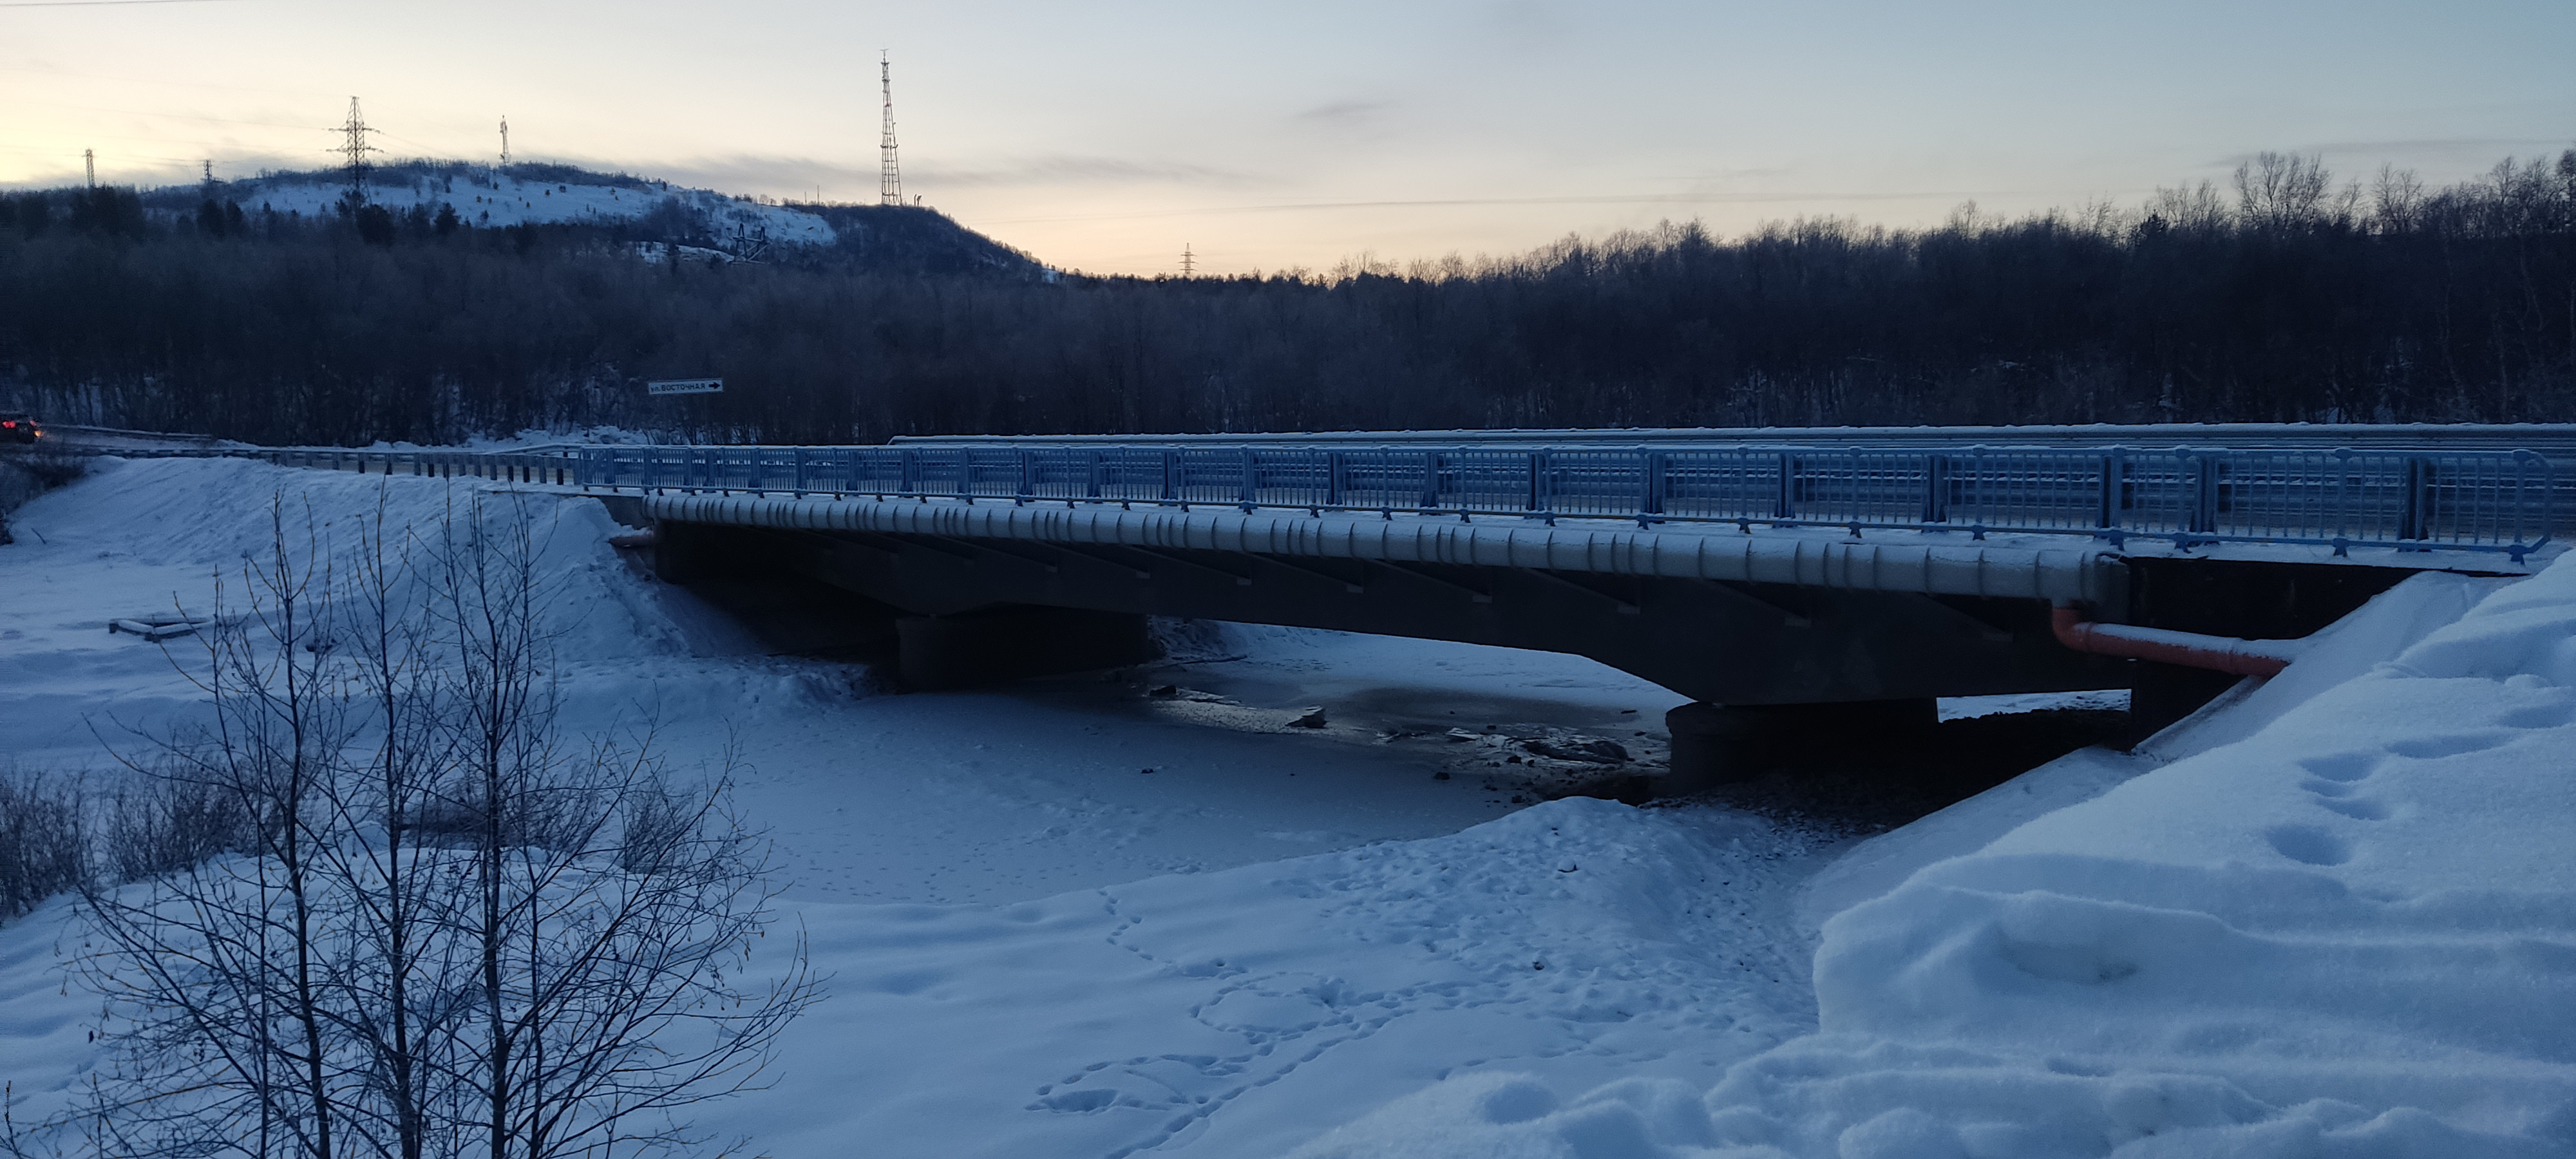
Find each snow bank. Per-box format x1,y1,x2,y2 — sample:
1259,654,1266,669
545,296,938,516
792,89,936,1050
1296,557,2576,1158
684,797,1833,1159
1797,569,2512,933
0,457,690,762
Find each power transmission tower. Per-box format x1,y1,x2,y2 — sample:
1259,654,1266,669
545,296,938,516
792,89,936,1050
337,97,379,205
84,149,95,188
1180,243,1195,278
878,51,903,207
201,160,214,188
499,115,510,170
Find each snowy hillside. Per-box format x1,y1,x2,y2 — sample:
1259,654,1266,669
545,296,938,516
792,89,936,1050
3,457,2571,1158
124,161,1042,273
214,165,835,244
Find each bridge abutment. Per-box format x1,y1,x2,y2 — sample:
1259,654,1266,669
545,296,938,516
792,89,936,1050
895,606,1159,691
1663,699,1940,793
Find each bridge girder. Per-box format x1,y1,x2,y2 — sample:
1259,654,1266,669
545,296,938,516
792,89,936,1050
658,520,2126,706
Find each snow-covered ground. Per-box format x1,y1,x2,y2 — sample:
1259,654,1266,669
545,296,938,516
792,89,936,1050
3,457,2570,1158
212,169,836,245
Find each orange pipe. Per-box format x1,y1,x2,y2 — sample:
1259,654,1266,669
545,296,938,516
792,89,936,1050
2050,604,2300,677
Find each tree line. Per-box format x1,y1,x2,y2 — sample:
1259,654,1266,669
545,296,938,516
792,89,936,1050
1,148,2571,446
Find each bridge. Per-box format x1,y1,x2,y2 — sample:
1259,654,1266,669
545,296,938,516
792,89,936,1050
59,426,2564,791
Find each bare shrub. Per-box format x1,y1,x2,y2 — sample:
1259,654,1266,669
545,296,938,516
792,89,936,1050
100,772,254,883
0,764,86,921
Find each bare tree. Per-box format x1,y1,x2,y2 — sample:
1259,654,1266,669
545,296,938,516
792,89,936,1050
77,499,359,1159
422,494,821,1159
57,489,818,1159
2234,151,2333,232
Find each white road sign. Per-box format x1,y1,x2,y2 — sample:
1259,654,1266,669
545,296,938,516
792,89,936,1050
647,378,725,395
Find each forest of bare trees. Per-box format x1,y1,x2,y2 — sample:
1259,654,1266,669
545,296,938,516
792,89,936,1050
1,149,2570,446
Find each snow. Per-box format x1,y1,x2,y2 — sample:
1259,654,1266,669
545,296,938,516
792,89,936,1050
1293,559,2576,1157
208,170,837,245
6,455,2571,1159
1801,569,2512,932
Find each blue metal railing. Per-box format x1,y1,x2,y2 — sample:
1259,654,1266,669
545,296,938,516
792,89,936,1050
553,443,2554,561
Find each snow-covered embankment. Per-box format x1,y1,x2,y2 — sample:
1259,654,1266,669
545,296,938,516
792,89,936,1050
1298,558,2576,1156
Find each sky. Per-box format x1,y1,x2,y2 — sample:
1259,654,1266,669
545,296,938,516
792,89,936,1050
3,0,2570,276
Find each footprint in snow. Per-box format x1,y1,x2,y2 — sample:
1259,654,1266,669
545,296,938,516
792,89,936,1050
2264,824,2353,867
2311,796,2389,821
2385,731,2518,760
2297,753,2380,783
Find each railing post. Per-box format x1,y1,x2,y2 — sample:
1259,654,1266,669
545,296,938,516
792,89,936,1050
1774,450,1795,521
1638,449,1665,529
793,448,808,498
2096,449,2118,530
1086,449,1104,501
1922,453,1947,525
1240,446,1258,513
2398,455,2428,543
1162,448,1179,507
1419,451,1441,513
2515,449,2550,561
1327,450,1345,510
1014,448,1031,505
2191,453,2219,536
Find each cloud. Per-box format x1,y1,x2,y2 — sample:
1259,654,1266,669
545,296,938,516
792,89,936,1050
911,155,1263,189
1294,100,1395,129
2204,137,2573,173
527,153,1261,198
968,187,2045,227
601,155,871,193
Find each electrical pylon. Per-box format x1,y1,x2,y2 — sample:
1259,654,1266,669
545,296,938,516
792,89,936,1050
879,52,903,207
337,97,379,205
1181,243,1195,278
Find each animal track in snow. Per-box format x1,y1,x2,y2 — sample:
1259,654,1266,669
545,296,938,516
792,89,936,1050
2495,704,2576,730
2297,753,2381,782
2312,796,2389,821
2264,824,2353,867
2386,731,2517,760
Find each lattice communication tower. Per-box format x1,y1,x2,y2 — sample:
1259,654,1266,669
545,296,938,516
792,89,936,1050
879,52,904,206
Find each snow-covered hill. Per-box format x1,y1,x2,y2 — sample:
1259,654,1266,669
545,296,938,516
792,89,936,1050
216,165,833,244
120,161,1041,272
